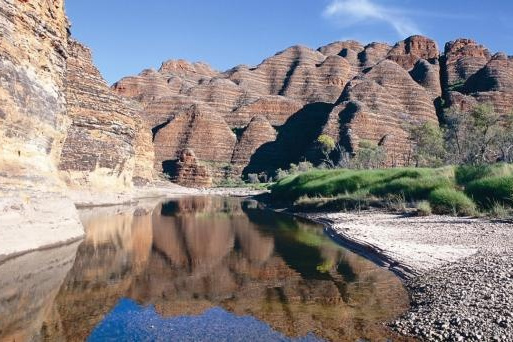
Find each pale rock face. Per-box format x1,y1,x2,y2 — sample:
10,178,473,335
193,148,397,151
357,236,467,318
0,0,70,192
0,0,85,256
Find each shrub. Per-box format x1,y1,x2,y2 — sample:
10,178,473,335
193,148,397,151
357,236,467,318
465,176,513,207
274,168,289,181
429,188,476,216
247,173,259,184
384,193,407,212
317,134,336,153
489,202,511,219
415,201,432,216
298,161,314,172
408,121,446,167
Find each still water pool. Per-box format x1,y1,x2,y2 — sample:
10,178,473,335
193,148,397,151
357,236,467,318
0,196,411,341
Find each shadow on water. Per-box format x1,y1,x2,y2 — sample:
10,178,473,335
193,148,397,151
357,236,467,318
0,196,414,342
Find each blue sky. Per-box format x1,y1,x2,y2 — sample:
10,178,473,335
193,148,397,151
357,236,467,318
66,0,513,84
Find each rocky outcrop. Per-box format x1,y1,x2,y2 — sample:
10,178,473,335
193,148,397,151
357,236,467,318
444,40,513,115
328,60,439,166
112,43,374,181
0,0,157,257
0,0,84,257
387,35,439,70
59,40,155,189
444,39,491,87
59,41,138,189
153,103,237,175
166,149,212,188
225,45,349,103
231,116,277,174
112,35,469,179
0,0,70,192
229,95,303,127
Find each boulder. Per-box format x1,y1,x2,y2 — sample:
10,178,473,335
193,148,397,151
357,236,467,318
166,149,212,188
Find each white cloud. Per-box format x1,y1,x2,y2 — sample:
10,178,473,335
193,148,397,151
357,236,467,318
323,0,421,38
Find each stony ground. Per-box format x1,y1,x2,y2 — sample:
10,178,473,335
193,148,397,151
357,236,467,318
303,211,513,341
394,252,513,341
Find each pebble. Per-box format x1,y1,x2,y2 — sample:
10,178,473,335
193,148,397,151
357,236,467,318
390,252,513,341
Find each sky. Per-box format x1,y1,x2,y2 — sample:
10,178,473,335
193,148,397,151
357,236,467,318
66,0,513,85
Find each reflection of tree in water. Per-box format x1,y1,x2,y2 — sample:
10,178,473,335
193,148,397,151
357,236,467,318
36,196,412,342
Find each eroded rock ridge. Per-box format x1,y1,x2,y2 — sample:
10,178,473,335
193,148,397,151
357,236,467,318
113,35,513,180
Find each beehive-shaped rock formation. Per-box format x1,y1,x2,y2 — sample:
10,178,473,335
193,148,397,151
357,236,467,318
168,149,212,188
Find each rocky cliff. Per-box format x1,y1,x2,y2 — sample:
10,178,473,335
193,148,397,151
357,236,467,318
0,0,84,257
114,35,513,182
0,0,155,257
59,40,154,189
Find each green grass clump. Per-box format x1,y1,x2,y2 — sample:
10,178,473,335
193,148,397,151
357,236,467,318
465,176,513,207
489,202,511,219
369,175,453,200
271,167,454,202
415,201,432,216
270,165,513,217
455,163,513,185
429,188,476,216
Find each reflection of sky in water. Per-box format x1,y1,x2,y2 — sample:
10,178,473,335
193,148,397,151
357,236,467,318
88,298,323,342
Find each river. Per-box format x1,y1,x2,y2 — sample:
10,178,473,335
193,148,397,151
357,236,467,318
0,196,412,341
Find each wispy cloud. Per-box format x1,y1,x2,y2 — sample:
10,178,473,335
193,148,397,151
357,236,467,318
323,0,421,38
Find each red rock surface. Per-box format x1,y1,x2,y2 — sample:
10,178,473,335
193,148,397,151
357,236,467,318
444,39,491,86
168,149,212,188
229,96,304,127
445,40,513,115
59,40,154,189
387,35,439,70
153,103,237,174
231,116,277,174
328,60,439,166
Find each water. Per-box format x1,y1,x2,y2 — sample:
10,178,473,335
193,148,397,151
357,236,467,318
0,196,411,341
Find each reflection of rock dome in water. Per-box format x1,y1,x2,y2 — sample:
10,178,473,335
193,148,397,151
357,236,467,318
0,196,412,342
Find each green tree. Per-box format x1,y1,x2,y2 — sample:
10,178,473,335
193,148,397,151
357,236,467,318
317,134,336,153
445,104,512,165
408,121,446,167
351,140,386,169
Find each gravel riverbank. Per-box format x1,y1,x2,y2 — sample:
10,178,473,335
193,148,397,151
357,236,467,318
298,211,513,341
